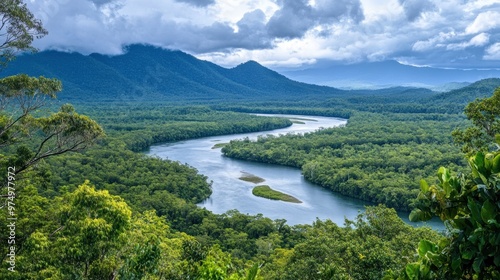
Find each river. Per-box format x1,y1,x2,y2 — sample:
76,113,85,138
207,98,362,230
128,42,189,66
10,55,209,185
147,114,444,230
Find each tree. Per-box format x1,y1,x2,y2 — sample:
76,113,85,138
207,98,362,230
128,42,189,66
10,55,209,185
0,75,105,176
401,88,500,279
0,1,104,178
51,181,132,279
452,87,500,155
0,0,47,67
0,181,132,279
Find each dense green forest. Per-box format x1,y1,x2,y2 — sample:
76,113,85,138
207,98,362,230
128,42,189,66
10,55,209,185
1,1,500,278
2,79,499,278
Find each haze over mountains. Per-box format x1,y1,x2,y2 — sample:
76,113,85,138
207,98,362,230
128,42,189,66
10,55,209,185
279,60,500,91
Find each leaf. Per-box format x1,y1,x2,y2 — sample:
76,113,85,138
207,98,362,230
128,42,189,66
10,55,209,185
474,152,485,169
468,198,482,225
443,181,452,198
472,256,484,273
461,247,475,260
438,167,450,183
492,154,500,173
405,263,420,280
420,179,429,193
481,200,496,223
246,263,259,280
418,240,436,257
485,153,494,170
494,255,500,267
409,209,431,222
472,152,489,184
451,257,461,271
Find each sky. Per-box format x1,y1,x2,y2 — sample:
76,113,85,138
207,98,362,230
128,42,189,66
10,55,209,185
25,0,500,69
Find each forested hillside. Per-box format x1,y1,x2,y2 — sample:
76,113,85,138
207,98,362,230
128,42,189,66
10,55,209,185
1,2,500,278
0,45,345,102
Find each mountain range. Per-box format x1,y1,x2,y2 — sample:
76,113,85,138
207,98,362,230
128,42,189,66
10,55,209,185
0,45,343,102
1,44,499,104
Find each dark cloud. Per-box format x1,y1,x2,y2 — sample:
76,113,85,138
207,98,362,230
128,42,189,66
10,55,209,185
174,0,215,7
315,0,364,24
266,0,315,38
121,9,272,54
89,0,116,5
398,0,435,21
185,10,272,52
235,10,273,49
266,0,364,39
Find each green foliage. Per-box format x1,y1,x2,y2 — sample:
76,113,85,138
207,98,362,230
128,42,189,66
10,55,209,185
453,87,500,155
401,88,500,279
0,181,132,279
260,206,441,280
0,0,47,67
404,150,500,279
0,74,104,176
3,11,493,277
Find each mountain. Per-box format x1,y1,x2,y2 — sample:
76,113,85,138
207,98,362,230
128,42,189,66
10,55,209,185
431,78,500,104
0,45,343,102
278,60,500,90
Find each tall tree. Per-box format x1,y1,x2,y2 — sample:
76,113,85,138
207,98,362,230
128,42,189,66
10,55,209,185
0,0,47,67
0,1,104,177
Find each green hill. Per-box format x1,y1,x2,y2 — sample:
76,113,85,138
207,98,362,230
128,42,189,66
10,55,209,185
431,78,500,104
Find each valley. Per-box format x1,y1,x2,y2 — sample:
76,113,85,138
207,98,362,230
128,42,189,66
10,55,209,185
2,1,500,278
1,45,499,279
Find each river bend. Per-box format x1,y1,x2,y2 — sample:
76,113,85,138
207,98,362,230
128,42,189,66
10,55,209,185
147,114,444,229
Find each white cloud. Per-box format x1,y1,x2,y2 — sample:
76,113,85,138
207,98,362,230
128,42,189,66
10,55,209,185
412,31,457,52
465,11,500,34
21,0,500,68
484,43,500,60
447,33,490,50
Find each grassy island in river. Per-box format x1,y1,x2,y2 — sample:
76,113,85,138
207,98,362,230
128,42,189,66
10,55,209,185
252,185,302,203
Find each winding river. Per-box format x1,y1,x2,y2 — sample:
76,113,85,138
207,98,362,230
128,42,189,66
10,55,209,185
147,114,444,230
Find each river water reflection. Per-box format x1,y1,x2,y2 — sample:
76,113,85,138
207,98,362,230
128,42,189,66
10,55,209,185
147,114,444,230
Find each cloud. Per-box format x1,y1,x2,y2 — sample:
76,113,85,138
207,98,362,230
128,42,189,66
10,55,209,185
21,0,500,69
89,0,117,6
465,11,500,34
398,0,435,21
266,0,364,39
446,33,490,50
484,43,500,60
412,31,457,52
266,0,315,39
174,0,215,7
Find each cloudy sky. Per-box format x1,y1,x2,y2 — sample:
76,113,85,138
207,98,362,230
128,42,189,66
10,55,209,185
26,0,500,69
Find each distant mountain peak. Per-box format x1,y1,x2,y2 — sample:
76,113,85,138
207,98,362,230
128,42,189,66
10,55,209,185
242,60,261,65
233,60,266,69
